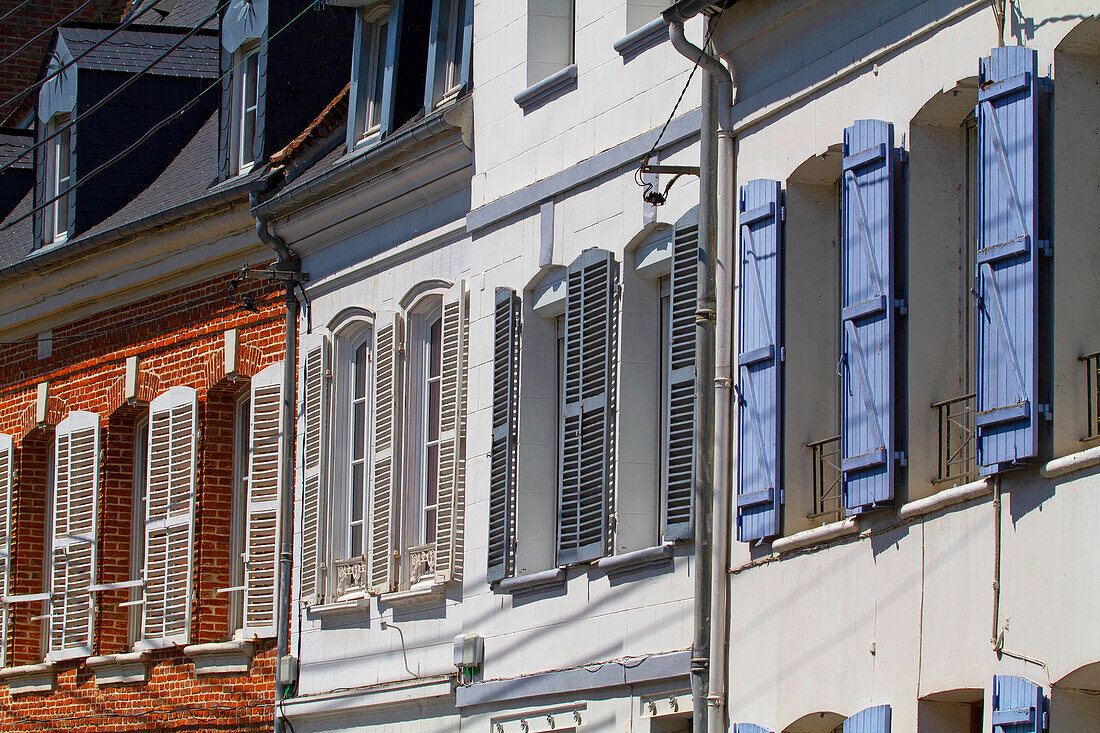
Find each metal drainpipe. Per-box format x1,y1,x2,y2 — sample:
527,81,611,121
250,181,300,733
667,17,735,733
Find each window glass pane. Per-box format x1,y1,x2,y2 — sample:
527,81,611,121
350,531,362,558
244,53,258,107
449,0,466,89
425,444,438,505
353,403,365,460
424,507,436,543
354,341,367,399
427,381,440,441
429,318,442,377
370,21,388,128
351,464,364,520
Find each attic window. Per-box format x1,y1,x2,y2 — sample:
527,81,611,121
46,115,72,244
351,6,390,143
235,46,260,174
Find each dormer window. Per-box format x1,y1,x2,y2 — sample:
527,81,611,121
46,115,71,244
431,0,469,107
235,45,260,174
350,7,390,144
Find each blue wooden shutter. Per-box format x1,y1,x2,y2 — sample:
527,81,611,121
975,46,1040,473
733,725,773,733
840,119,897,513
844,705,892,733
736,179,783,542
558,249,617,564
993,675,1047,733
488,288,520,581
665,221,698,541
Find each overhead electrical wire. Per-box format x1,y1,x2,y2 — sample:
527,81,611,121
0,0,229,179
0,0,323,232
0,0,38,25
0,0,201,119
0,0,98,70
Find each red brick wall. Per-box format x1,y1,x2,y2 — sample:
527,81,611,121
0,0,130,127
0,268,285,731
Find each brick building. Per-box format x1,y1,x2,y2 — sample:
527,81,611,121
0,0,352,729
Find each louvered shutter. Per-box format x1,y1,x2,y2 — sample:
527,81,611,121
142,387,198,646
993,675,1047,732
0,433,10,667
736,180,783,542
840,119,898,513
844,705,892,733
733,726,773,733
665,222,698,541
975,46,1041,474
370,312,403,592
242,362,283,636
49,411,99,659
488,287,520,582
558,249,618,565
300,332,329,604
434,281,468,582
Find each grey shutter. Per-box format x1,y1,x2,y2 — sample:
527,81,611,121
0,433,10,667
242,362,283,637
378,4,402,137
993,675,1047,732
736,180,783,542
488,288,520,581
976,46,1041,473
49,411,99,659
66,123,76,237
558,249,618,565
300,332,329,604
370,312,403,592
840,119,898,513
844,705,891,733
664,221,698,541
434,281,468,582
143,387,198,646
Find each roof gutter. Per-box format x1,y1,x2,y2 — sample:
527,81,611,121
0,180,250,282
662,0,726,24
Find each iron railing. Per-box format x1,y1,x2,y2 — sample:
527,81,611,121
1081,351,1100,441
806,434,843,523
933,392,978,484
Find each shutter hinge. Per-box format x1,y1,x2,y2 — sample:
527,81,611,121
1039,404,1053,421
894,298,907,316
1039,240,1052,257
779,346,786,362
324,367,333,381
779,206,786,222
896,148,909,164
895,451,908,467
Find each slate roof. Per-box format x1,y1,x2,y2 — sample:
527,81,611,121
127,0,221,29
0,191,34,269
0,129,32,171
58,26,219,78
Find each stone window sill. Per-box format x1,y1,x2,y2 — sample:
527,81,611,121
379,581,447,608
898,477,991,520
0,662,56,695
184,640,255,675
86,651,151,685
514,65,578,112
772,517,860,554
596,542,674,575
496,567,567,595
1041,444,1100,479
308,595,371,616
613,18,669,61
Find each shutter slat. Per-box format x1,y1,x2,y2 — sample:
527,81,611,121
843,705,892,733
993,675,1046,733
736,180,783,542
976,46,1041,473
370,314,403,592
664,223,698,541
488,287,520,581
0,434,10,666
435,281,468,582
841,119,897,513
49,413,98,658
300,333,329,604
243,362,284,635
142,387,197,645
558,249,617,564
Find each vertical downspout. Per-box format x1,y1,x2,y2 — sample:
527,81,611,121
691,71,718,733
666,16,735,733
251,182,299,733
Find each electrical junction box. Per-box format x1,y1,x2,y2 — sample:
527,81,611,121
453,633,484,669
279,655,299,684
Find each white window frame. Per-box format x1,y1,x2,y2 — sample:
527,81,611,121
128,417,148,647
46,114,71,244
227,392,250,636
658,277,671,536
234,44,260,175
331,319,374,567
352,6,391,145
41,439,55,659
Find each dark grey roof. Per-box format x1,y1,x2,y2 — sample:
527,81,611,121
0,129,32,171
0,190,33,269
58,26,219,78
127,0,220,29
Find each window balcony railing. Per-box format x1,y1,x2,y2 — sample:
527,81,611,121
933,392,978,484
334,556,368,599
408,543,437,584
806,434,844,524
1080,351,1100,441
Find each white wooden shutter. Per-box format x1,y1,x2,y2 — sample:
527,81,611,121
49,411,99,660
300,332,329,605
434,280,468,582
242,362,283,637
370,312,403,592
142,387,198,647
488,288,520,582
558,249,618,565
0,433,13,666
